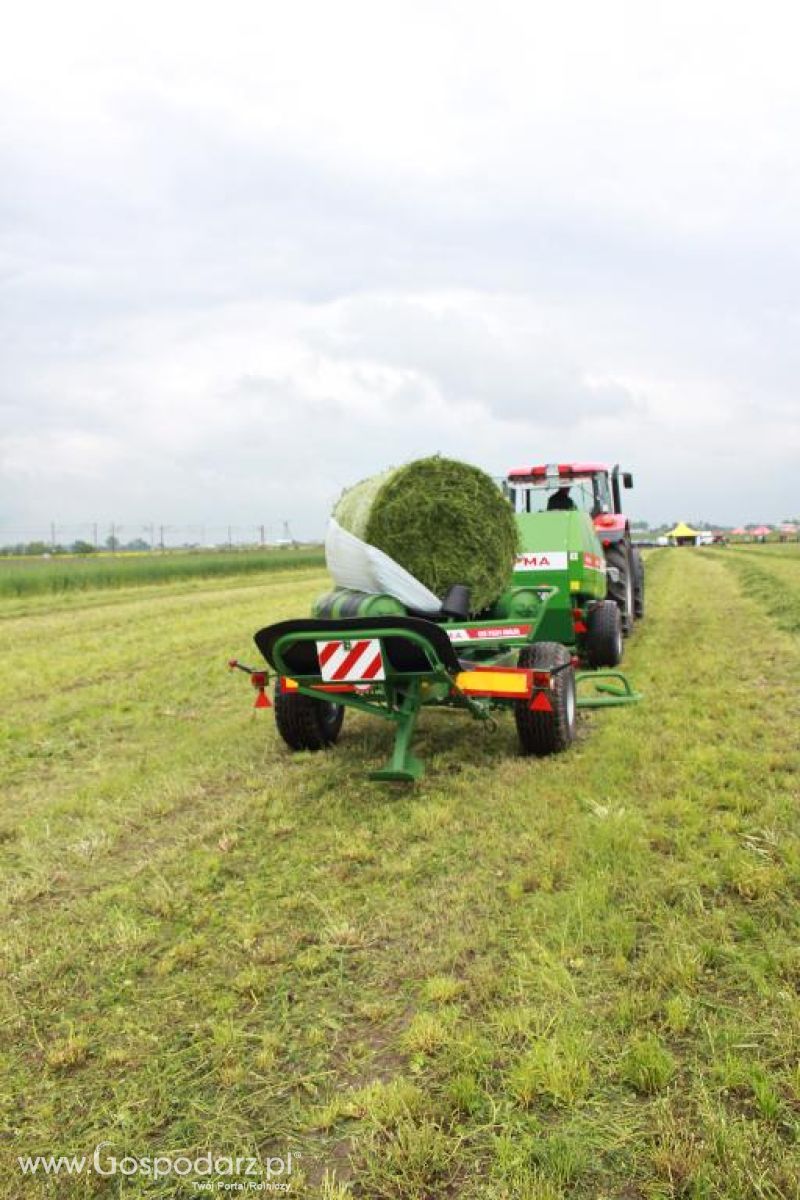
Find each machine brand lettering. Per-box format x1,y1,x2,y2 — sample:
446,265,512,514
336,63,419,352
515,551,568,571
448,625,532,642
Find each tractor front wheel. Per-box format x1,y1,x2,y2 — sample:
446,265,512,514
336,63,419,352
515,642,576,756
274,687,344,751
605,542,634,635
585,599,623,668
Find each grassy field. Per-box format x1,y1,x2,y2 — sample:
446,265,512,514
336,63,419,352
0,548,325,598
1,545,799,1198
708,545,800,635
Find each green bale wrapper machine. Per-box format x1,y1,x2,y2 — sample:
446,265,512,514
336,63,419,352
230,459,641,782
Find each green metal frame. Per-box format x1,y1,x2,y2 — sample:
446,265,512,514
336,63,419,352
267,614,554,680
264,599,640,780
270,617,544,781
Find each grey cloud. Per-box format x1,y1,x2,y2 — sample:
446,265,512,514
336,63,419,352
0,4,798,533
312,297,642,424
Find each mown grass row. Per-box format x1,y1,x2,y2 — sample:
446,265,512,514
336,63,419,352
0,548,325,597
706,543,800,634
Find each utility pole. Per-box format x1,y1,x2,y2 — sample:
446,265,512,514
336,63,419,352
259,524,265,547
110,523,116,553
50,522,56,552
227,525,233,551
92,522,98,550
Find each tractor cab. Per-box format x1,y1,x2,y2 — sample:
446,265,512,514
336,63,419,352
506,463,643,638
506,462,632,526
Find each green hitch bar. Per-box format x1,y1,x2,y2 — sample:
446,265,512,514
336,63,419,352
575,669,641,708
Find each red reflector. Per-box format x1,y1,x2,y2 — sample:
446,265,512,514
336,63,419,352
251,672,266,688
530,691,553,712
572,607,587,634
531,670,551,688
254,689,272,709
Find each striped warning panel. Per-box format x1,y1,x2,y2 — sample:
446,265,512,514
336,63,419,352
316,638,386,683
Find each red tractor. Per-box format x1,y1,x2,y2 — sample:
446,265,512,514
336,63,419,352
506,462,644,635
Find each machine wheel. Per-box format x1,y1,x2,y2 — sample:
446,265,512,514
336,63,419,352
605,542,634,635
274,687,344,751
631,546,645,619
515,642,576,756
585,600,623,668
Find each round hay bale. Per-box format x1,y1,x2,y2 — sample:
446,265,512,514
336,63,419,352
332,468,393,542
333,456,518,612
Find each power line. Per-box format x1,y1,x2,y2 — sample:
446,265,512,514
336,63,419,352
0,521,317,549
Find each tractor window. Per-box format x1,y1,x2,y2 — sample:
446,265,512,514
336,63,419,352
510,478,597,514
592,474,612,516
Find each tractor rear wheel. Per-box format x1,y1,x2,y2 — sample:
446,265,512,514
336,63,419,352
585,599,623,668
274,687,344,751
515,642,576,756
605,542,634,635
631,546,645,619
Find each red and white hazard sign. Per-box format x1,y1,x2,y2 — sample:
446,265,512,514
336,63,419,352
316,639,386,683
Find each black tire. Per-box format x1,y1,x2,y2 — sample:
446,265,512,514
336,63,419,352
631,546,645,619
585,600,623,668
515,642,576,756
274,687,344,751
605,542,634,635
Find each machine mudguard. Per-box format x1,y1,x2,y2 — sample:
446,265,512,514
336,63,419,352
255,615,463,678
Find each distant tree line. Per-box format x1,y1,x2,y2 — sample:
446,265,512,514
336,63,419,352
0,537,311,556
0,537,152,556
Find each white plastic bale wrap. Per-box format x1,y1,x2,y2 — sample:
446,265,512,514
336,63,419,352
324,518,441,611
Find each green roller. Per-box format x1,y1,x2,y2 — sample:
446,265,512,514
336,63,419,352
313,589,407,620
491,587,546,620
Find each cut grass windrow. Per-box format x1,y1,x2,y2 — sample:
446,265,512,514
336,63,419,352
1,545,799,1198
706,544,800,635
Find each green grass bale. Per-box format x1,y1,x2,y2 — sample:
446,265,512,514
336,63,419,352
333,456,518,612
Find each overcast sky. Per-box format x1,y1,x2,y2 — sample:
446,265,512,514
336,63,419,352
2,0,799,540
